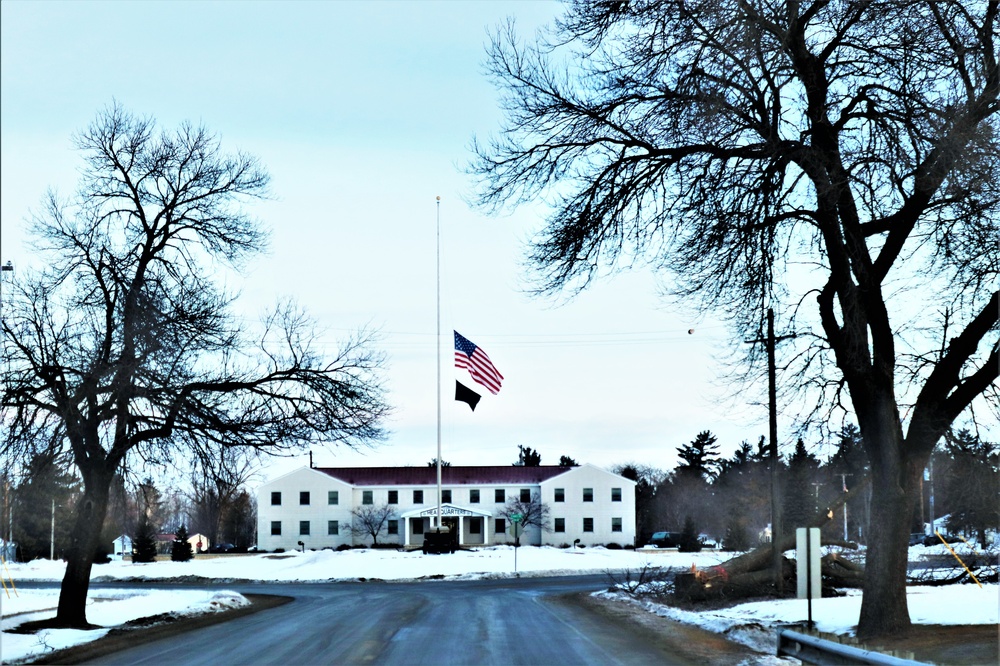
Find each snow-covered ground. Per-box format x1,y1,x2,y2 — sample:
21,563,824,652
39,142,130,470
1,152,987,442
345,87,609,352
1,543,996,664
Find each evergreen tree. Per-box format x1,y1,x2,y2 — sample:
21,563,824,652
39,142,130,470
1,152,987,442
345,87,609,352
675,431,721,481
677,515,703,553
822,424,869,542
12,452,81,561
171,525,193,562
558,455,578,467
132,516,158,563
942,430,998,549
782,439,820,534
514,445,542,467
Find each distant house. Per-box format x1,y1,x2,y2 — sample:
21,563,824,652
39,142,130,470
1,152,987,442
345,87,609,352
188,533,210,553
111,535,132,557
155,534,176,555
257,464,636,551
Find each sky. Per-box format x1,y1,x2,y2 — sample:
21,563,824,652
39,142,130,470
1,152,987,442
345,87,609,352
3,0,792,481
3,543,996,663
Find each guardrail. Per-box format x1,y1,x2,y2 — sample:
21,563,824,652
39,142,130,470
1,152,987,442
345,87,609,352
777,628,928,665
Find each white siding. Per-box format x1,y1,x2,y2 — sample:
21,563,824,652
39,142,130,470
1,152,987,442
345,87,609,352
256,464,635,551
539,465,636,547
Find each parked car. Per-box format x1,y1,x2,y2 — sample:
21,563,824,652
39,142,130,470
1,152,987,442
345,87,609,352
647,531,683,548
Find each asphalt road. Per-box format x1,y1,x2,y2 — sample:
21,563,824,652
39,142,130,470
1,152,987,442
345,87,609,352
75,576,761,665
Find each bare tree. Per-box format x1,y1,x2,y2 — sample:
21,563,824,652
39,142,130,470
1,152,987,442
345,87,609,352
497,492,550,544
472,0,998,639
348,504,395,546
189,448,259,546
0,104,390,628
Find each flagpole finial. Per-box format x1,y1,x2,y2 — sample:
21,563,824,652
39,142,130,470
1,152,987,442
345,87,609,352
436,195,441,201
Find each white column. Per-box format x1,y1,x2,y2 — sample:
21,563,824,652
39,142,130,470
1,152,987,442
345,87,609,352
404,517,410,547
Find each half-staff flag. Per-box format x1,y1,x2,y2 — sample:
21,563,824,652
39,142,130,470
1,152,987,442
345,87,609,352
455,380,482,411
454,330,504,395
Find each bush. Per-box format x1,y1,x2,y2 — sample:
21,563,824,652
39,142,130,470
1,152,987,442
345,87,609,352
558,543,572,549
273,548,285,553
605,542,623,550
92,544,111,564
336,544,352,551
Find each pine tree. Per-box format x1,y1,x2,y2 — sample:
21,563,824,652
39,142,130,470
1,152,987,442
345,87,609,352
782,439,820,533
171,524,194,562
677,515,703,553
132,516,158,563
675,431,721,481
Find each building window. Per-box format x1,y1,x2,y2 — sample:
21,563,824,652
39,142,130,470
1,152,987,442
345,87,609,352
583,487,594,502
414,489,424,504
612,487,622,502
519,488,530,502
362,490,373,505
612,517,623,532
470,489,480,504
300,520,310,536
388,490,398,504
328,490,339,505
583,517,594,532
328,520,339,535
388,520,398,535
470,519,481,534
554,518,565,533
271,491,281,505
442,489,452,503
270,521,281,536
494,489,505,503
413,519,424,535
554,488,565,502
496,518,506,534
300,491,310,505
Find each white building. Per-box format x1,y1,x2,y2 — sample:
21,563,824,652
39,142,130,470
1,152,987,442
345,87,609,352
257,464,636,551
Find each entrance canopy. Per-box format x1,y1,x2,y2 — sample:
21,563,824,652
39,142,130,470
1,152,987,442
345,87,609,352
400,503,493,519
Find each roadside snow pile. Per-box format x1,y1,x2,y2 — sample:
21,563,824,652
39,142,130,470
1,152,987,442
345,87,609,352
597,583,999,655
0,589,249,664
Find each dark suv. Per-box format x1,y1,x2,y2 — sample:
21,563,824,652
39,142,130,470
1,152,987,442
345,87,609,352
648,531,683,548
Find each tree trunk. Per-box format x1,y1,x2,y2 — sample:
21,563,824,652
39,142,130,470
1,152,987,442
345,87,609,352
856,411,921,639
54,465,113,628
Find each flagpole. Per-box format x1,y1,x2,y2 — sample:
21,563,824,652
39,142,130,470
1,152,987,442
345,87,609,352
435,196,442,531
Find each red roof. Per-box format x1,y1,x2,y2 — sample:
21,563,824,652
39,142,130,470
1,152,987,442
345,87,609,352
315,465,571,486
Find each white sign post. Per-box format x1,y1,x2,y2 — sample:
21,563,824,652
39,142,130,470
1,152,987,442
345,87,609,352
796,527,821,627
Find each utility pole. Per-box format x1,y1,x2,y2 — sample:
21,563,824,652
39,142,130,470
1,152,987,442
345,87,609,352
746,308,796,595
839,473,853,541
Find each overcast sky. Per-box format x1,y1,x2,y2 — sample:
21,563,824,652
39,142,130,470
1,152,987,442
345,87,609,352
2,1,784,480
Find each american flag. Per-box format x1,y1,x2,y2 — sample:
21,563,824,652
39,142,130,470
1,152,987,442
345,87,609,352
454,331,504,395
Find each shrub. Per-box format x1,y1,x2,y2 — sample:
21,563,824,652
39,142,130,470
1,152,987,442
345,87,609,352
558,543,571,549
336,544,352,551
605,542,623,550
273,548,285,553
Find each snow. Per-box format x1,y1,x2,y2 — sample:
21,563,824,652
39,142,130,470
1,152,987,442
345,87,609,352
1,544,996,664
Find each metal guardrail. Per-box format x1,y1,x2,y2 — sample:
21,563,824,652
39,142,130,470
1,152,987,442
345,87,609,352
777,629,928,665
